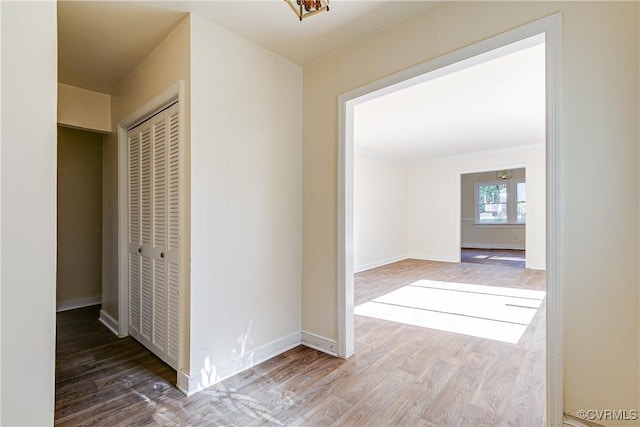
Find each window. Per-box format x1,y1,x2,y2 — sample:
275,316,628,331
516,181,526,223
475,179,526,224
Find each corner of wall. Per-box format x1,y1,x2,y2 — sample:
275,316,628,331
185,332,302,396
301,331,337,356
98,309,120,336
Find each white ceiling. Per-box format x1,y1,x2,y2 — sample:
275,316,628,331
58,1,437,93
169,1,438,65
354,41,546,162
58,1,545,162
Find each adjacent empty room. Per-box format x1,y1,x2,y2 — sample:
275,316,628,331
350,34,547,424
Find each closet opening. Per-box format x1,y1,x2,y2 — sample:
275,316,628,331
116,81,187,389
56,126,104,313
124,100,181,369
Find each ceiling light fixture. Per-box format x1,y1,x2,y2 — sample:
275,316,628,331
285,0,329,21
496,169,514,180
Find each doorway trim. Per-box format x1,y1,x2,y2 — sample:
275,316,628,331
337,13,562,426
116,80,185,366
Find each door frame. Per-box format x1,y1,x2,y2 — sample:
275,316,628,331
116,80,186,367
337,14,563,426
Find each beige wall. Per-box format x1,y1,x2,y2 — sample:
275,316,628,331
102,15,190,327
57,126,103,310
1,1,57,425
302,1,639,423
58,83,111,132
460,168,526,250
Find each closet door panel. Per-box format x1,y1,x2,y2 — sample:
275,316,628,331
152,117,168,353
139,127,154,342
128,132,141,338
167,263,180,365
127,101,180,370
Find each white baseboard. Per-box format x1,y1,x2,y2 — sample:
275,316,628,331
56,296,101,312
408,254,459,263
177,370,196,396
354,255,409,273
564,414,604,427
301,331,338,356
180,331,302,396
564,417,588,427
526,261,546,270
98,309,120,336
461,243,525,250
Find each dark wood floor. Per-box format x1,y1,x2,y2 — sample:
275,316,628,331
461,248,526,268
56,259,546,426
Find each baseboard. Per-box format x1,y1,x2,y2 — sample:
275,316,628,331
56,296,101,312
180,331,302,396
461,243,525,250
564,413,605,427
177,370,197,396
301,331,338,356
98,309,120,336
355,255,409,273
526,261,546,270
408,254,459,263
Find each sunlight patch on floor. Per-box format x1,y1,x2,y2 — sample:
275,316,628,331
491,256,525,262
355,279,545,343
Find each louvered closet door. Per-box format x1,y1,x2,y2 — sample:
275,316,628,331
127,102,180,370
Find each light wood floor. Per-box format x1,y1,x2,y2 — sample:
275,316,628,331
55,259,546,426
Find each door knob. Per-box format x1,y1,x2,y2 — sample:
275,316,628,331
160,252,165,259
138,247,142,253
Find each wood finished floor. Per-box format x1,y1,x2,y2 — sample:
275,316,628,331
460,249,526,269
56,259,546,426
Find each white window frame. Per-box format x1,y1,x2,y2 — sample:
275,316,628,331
474,178,526,225
515,179,527,224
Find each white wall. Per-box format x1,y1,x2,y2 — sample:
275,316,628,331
0,2,57,425
302,1,638,421
354,151,541,271
188,14,302,393
354,152,408,272
408,146,544,268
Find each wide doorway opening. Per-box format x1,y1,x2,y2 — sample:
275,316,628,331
341,15,561,425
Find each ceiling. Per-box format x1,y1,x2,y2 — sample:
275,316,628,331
354,41,546,162
58,1,188,93
58,1,544,163
58,1,437,94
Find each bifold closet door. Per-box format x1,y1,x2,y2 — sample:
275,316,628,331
127,102,180,369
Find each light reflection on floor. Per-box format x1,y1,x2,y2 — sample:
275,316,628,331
472,255,524,262
354,279,545,344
